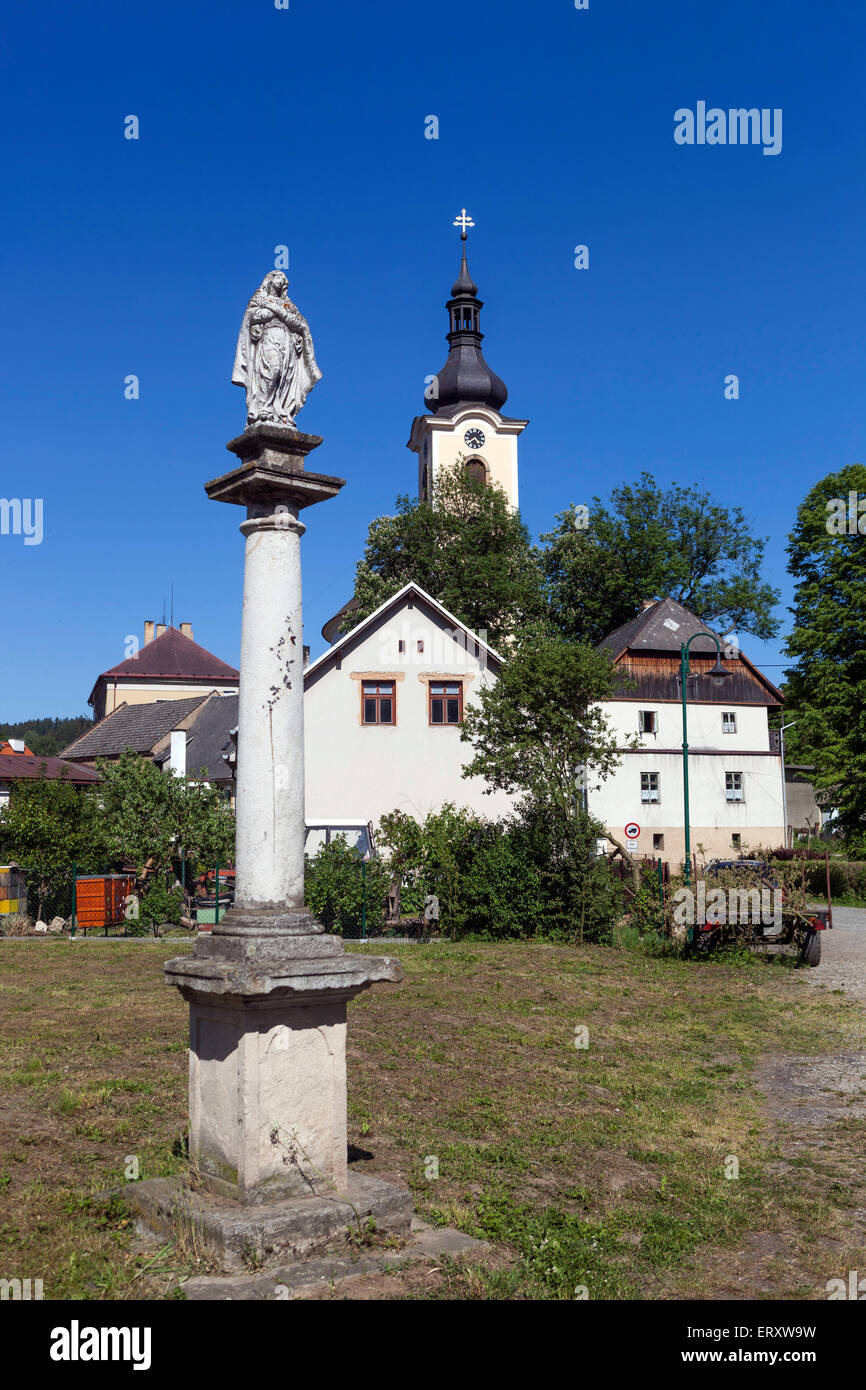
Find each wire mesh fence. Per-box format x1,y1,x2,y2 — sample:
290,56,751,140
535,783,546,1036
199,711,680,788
0,865,237,938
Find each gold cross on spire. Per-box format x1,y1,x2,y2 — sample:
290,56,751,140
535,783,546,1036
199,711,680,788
453,208,475,241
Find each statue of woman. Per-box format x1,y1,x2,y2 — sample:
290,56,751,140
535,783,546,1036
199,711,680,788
232,271,322,428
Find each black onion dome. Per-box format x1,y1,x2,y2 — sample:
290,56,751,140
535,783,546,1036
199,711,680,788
427,246,508,414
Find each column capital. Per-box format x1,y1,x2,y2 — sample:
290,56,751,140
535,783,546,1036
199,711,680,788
239,510,306,540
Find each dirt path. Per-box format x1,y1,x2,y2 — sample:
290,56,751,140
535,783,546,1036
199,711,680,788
804,905,866,1005
745,908,866,1298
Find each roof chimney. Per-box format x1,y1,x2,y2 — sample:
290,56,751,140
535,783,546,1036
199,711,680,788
155,623,167,638
179,622,193,639
144,620,155,645
169,729,187,778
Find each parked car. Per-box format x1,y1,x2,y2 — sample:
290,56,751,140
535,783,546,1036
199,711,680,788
304,821,376,859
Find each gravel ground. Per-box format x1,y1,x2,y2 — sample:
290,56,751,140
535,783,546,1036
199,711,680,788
805,905,866,1005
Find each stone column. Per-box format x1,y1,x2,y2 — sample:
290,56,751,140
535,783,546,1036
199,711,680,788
233,501,306,910
156,425,410,1260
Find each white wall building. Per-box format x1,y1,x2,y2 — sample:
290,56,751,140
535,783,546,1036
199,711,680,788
588,598,785,865
305,584,513,833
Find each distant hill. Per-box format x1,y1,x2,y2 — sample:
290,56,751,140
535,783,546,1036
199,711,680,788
0,716,93,757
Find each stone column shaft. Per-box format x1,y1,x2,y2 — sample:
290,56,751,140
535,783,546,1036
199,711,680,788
234,504,305,910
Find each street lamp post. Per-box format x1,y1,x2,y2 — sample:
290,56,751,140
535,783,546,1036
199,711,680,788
681,632,730,885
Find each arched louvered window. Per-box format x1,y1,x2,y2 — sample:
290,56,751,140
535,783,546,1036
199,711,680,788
465,458,487,485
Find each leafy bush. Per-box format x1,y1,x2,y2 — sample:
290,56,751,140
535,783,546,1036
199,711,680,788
376,805,545,939
450,822,545,940
374,800,621,943
765,855,866,901
625,877,666,936
513,799,623,943
304,838,389,937
135,879,184,934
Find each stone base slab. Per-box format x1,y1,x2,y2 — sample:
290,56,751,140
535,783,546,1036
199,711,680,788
127,1172,414,1275
181,1220,491,1299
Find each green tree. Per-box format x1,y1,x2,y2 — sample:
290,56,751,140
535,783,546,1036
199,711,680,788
460,627,624,806
345,466,543,649
783,463,866,837
459,628,627,940
95,752,236,903
0,716,92,757
0,773,106,921
539,472,781,645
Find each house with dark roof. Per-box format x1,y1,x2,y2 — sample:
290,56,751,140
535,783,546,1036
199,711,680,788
62,695,212,766
152,694,238,794
88,621,239,721
61,692,239,798
589,598,785,864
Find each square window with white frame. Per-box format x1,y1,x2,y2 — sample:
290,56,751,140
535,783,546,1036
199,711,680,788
725,771,744,802
638,710,658,735
641,771,660,803
721,711,737,734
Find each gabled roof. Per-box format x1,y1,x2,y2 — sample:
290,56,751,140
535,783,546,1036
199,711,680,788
0,755,99,785
598,597,783,705
88,627,238,706
154,694,238,782
306,582,504,682
598,597,723,657
61,696,208,761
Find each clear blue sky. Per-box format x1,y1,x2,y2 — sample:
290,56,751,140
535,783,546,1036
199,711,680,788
1,0,862,722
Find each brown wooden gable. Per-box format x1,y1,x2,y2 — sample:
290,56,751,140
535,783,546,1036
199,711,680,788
609,650,783,709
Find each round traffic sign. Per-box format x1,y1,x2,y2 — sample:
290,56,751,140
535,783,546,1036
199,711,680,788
624,822,640,841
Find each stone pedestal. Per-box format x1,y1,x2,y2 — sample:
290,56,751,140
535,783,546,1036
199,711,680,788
148,423,408,1265
164,912,400,1205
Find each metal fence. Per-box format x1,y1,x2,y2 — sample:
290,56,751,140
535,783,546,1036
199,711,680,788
0,864,237,937
607,854,671,908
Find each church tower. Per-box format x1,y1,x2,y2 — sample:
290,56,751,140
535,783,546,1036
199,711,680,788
407,211,528,509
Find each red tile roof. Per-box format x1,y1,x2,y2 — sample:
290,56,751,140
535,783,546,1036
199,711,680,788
0,755,100,785
88,628,239,707
97,627,239,681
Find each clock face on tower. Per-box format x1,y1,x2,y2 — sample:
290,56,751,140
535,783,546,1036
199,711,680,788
464,428,485,449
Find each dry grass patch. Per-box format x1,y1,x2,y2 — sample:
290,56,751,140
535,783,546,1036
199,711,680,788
0,938,863,1299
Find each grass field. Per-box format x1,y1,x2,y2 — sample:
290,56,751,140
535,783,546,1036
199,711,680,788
0,938,864,1300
